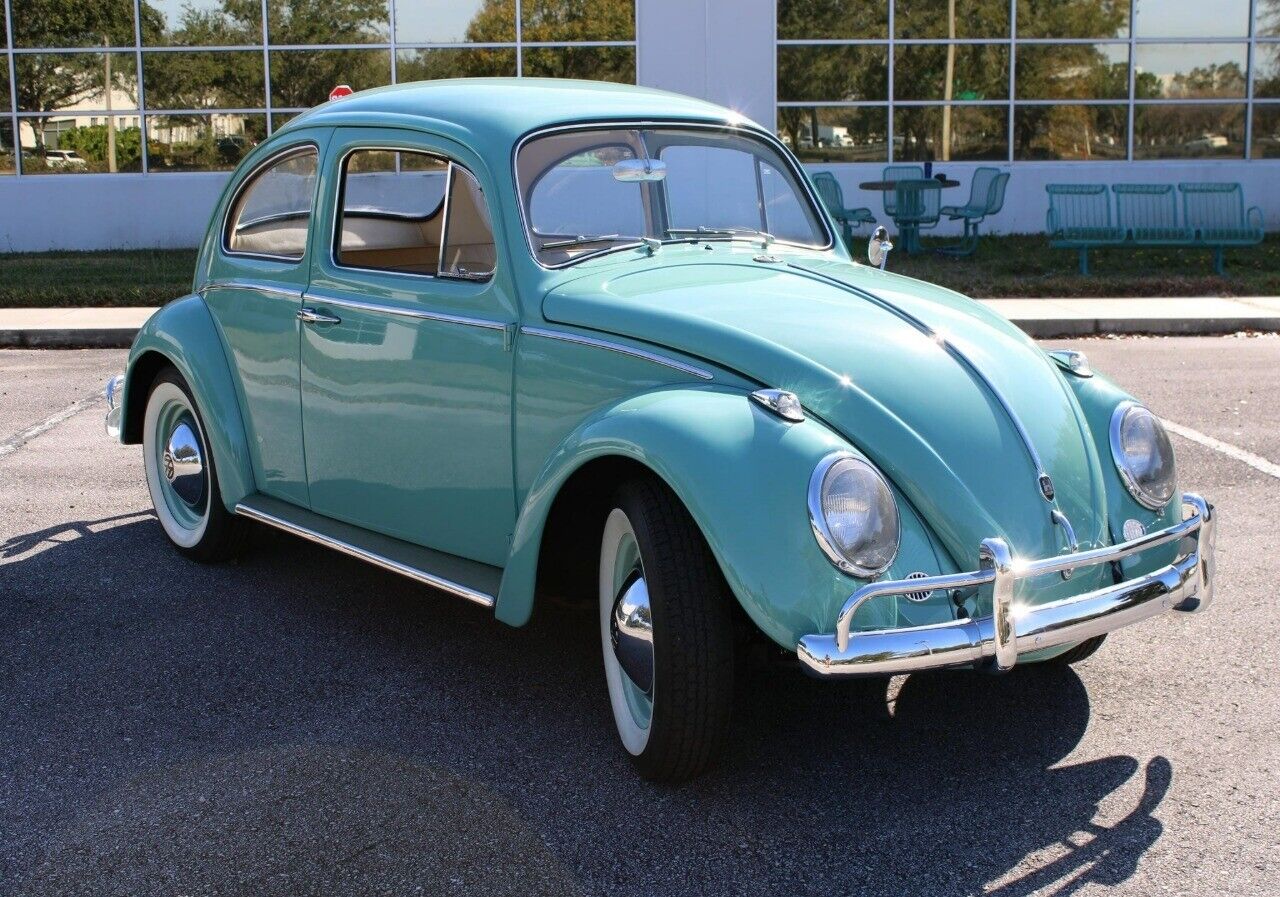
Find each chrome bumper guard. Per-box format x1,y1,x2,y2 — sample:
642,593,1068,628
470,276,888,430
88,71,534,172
104,373,125,439
797,494,1215,678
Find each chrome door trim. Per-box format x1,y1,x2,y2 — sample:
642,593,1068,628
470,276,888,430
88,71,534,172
200,278,305,301
520,326,714,381
234,502,496,608
303,293,509,332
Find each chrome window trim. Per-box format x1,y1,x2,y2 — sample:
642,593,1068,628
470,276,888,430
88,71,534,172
1109,400,1174,511
329,145,496,284
303,293,508,331
221,142,320,264
234,502,495,608
512,119,837,271
519,326,715,380
807,452,902,579
199,278,304,301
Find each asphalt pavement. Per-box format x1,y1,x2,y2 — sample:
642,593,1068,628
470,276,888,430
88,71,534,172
1,337,1277,896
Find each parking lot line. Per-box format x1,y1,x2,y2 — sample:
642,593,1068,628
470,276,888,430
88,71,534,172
1163,419,1280,481
0,392,101,459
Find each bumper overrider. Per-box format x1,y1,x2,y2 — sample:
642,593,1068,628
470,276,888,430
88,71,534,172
797,494,1215,677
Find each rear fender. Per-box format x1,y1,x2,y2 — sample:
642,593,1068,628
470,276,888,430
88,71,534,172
122,294,254,511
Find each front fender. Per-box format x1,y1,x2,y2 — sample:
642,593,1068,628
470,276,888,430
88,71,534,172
496,385,952,649
123,294,255,511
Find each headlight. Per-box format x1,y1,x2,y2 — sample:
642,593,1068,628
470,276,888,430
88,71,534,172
808,454,900,577
1110,402,1176,510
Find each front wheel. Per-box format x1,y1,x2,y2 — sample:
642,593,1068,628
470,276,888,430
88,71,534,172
1048,634,1106,666
142,368,246,562
598,479,735,782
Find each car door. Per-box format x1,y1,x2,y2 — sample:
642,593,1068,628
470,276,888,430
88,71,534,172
203,136,325,507
298,127,516,567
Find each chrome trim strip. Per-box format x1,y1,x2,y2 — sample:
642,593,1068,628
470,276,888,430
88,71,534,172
234,502,496,608
520,326,714,380
512,120,836,271
786,263,1054,498
795,493,1214,677
200,279,304,301
303,293,508,331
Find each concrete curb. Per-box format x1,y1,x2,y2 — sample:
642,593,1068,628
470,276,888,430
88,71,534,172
0,328,139,349
1012,316,1280,339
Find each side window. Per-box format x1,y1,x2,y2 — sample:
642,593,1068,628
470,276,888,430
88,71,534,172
225,147,317,260
441,166,496,279
335,148,495,280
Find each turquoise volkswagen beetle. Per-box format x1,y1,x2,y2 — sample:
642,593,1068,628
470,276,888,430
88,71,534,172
104,79,1215,781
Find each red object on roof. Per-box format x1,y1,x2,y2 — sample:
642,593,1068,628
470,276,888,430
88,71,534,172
329,85,354,101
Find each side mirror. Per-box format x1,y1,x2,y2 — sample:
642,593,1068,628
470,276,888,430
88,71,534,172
612,158,667,182
868,225,893,269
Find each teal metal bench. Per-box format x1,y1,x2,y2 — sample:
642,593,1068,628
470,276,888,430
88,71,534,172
1179,183,1264,274
1112,184,1194,246
1046,184,1125,275
811,171,874,249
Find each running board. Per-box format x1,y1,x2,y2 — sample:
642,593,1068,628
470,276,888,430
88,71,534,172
235,494,499,608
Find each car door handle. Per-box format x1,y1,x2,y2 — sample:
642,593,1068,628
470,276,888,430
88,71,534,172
297,307,341,325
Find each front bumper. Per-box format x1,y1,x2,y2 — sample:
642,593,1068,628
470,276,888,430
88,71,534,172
797,494,1215,677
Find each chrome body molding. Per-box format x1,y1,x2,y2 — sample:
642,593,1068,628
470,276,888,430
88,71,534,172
234,502,496,608
797,493,1216,677
199,279,305,301
304,293,509,332
787,264,1055,502
520,327,715,381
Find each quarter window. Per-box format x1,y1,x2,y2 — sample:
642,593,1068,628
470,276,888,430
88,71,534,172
336,148,495,280
225,147,318,260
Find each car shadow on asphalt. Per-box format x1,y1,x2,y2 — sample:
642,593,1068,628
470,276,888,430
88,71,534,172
1,513,1171,897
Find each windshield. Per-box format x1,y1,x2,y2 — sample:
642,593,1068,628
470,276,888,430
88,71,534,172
517,126,829,266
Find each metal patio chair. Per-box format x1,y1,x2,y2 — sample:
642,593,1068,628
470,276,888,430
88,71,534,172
892,178,942,254
881,164,924,220
938,167,1010,256
811,171,875,249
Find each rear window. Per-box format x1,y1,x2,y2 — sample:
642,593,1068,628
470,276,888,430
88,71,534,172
225,147,318,260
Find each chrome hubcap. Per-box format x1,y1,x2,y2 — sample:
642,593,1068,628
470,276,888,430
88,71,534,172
610,570,654,697
163,421,205,507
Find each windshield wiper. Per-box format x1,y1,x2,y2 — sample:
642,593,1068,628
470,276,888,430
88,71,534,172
666,226,776,243
539,233,632,250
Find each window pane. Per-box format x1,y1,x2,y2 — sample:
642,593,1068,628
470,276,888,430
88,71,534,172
1133,44,1247,99
521,0,635,41
337,149,450,274
528,142,647,238
20,115,143,174
1133,0,1249,37
267,0,388,43
1016,0,1128,38
268,49,391,108
1261,3,1280,36
1133,104,1245,158
12,0,136,46
15,53,139,118
777,0,887,39
396,0,513,43
894,44,1008,101
441,166,496,279
895,0,1009,39
663,145,765,234
1013,104,1126,159
144,51,266,110
778,46,888,102
777,106,888,162
227,148,317,258
521,46,635,83
147,114,267,170
144,0,261,46
396,48,517,82
894,105,1009,161
1254,44,1280,99
1252,105,1280,158
1016,44,1128,100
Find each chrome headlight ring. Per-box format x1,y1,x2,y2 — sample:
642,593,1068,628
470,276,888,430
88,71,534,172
1109,401,1177,511
808,452,901,578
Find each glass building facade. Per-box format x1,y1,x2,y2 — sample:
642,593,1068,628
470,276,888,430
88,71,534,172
0,0,636,175
778,0,1280,162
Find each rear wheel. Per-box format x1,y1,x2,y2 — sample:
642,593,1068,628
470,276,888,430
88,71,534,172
143,368,246,562
598,479,735,782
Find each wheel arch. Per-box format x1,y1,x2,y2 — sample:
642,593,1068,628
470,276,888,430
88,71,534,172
494,386,861,650
122,294,255,511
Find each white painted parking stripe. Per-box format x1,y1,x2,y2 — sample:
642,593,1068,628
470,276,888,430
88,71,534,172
1163,419,1280,481
0,392,101,459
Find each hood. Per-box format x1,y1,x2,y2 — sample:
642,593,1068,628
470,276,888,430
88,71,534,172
543,252,1109,576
